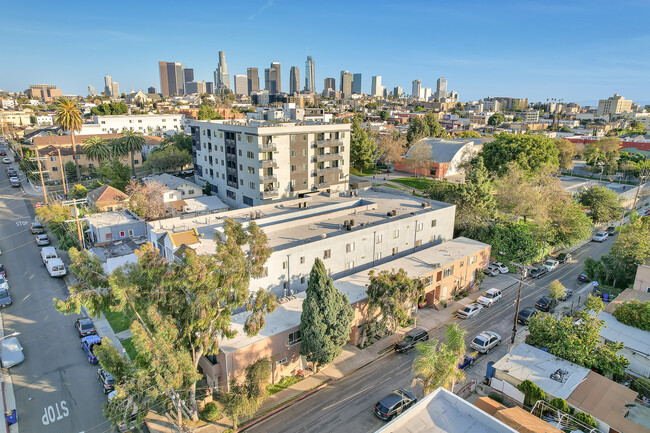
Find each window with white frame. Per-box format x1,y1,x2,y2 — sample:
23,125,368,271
346,242,355,253
376,234,383,244
288,330,301,346
393,230,400,239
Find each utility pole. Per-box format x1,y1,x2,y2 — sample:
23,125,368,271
56,148,68,197
31,146,48,205
62,198,87,249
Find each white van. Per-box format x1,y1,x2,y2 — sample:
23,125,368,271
41,247,58,264
46,258,66,277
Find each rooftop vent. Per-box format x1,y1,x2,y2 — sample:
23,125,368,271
550,369,569,383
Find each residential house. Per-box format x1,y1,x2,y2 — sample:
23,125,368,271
86,185,130,212
146,173,203,202
393,138,487,179
86,210,146,245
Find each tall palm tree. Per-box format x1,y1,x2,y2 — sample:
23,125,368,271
412,340,464,395
55,98,83,180
82,136,111,163
120,130,146,177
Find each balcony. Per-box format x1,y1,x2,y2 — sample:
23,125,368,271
316,152,344,163
259,143,277,152
225,152,237,161
315,138,343,148
316,166,343,174
261,159,278,169
262,189,279,198
315,181,330,189
261,174,277,183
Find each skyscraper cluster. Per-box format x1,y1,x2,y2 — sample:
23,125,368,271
104,74,120,97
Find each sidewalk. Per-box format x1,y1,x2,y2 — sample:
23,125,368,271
4,146,44,198
0,305,18,433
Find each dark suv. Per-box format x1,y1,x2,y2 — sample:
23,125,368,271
373,389,417,421
535,296,558,312
394,328,429,353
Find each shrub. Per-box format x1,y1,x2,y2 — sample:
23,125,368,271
613,300,650,331
488,392,505,404
200,402,221,422
574,411,597,428
517,380,545,407
549,397,571,414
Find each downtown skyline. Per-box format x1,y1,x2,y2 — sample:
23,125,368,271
1,0,650,105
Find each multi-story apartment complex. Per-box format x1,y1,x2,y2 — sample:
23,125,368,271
147,189,456,298
516,109,540,123
597,94,633,116
79,114,185,136
188,119,351,207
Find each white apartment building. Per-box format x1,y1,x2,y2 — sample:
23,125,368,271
36,115,54,125
597,94,633,117
188,119,351,207
1,99,16,109
147,189,456,298
78,114,185,137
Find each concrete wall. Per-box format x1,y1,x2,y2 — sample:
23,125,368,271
633,265,650,292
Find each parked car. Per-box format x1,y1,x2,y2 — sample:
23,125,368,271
0,264,6,278
456,303,483,319
373,389,417,421
559,289,574,301
535,296,558,312
491,262,509,274
2,157,11,164
517,308,539,325
543,259,559,272
6,168,16,177
0,288,12,308
470,331,501,354
394,328,429,353
81,335,102,364
1,337,24,368
9,178,20,188
529,266,548,279
74,317,97,338
592,232,608,242
458,351,479,370
30,219,45,234
606,226,617,236
577,272,590,283
0,275,8,291
555,252,572,263
97,367,116,394
0,150,5,156
35,234,50,246
483,265,500,277
477,288,503,308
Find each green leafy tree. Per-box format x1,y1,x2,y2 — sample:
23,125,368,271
379,110,389,121
69,184,88,199
36,204,88,250
613,301,650,331
480,133,560,177
162,133,192,153
424,111,449,138
366,268,424,332
456,130,482,138
512,115,523,122
479,221,538,265
203,181,212,196
98,160,131,191
406,117,429,144
579,185,621,224
517,380,545,407
488,113,505,126
300,258,354,371
548,280,566,300
583,137,620,168
83,135,111,163
64,160,77,181
549,397,571,414
55,97,83,179
143,146,192,174
197,104,223,120
350,118,377,171
554,138,576,169
574,412,597,428
119,130,146,177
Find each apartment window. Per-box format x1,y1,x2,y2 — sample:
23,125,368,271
345,261,354,270
392,247,398,256
247,151,254,158
240,179,243,186
237,134,242,141
239,164,243,171
120,231,125,237
290,135,296,143
105,233,113,241
376,234,383,244
415,239,422,247
282,261,287,270
220,146,223,152
238,149,242,156
291,165,296,172
52,166,58,171
290,179,296,187
291,150,296,157
128,229,134,237
248,166,255,174
300,276,306,284
459,261,464,268
443,266,454,278
249,182,255,189
303,163,308,170
323,249,331,259
303,149,307,156
393,230,400,239
219,132,223,138
303,178,307,185
50,156,56,162
276,358,288,366
303,135,307,140
375,252,382,261
469,256,477,265
416,223,423,232
247,135,253,143
340,132,345,138
346,242,355,253
300,256,305,264
288,330,301,346
431,219,437,227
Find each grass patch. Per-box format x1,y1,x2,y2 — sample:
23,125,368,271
102,308,134,334
350,167,381,176
120,337,138,360
392,177,435,191
266,376,304,395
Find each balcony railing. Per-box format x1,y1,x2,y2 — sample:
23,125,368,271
316,166,342,174
315,182,330,189
315,138,343,148
261,174,277,183
259,143,277,152
316,152,344,163
261,159,278,169
262,189,279,198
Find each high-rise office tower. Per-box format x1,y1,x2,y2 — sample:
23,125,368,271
111,82,120,98
206,82,214,94
371,76,382,97
393,87,402,98
247,67,259,95
88,85,96,97
147,86,156,94
340,71,352,98
264,62,281,94
323,78,335,92
158,61,184,97
352,73,362,94
435,77,448,100
304,56,315,93
290,66,300,94
104,75,112,96
412,79,421,100
234,75,248,95
183,68,194,87
214,51,231,93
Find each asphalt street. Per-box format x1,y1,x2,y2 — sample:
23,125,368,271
0,149,109,433
245,238,612,433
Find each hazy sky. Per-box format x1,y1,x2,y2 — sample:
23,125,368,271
2,0,649,105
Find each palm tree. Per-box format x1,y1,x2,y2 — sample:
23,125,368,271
120,130,146,177
82,136,111,163
412,340,464,395
55,98,83,180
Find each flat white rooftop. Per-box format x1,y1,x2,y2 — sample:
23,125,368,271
86,210,143,228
